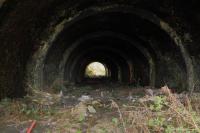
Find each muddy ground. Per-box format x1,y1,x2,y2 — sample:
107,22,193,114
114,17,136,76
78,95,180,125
1,85,200,133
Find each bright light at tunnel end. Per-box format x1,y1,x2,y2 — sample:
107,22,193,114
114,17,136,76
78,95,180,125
85,62,107,78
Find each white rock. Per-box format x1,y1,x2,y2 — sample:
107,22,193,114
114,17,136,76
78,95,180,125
87,105,96,113
78,95,93,102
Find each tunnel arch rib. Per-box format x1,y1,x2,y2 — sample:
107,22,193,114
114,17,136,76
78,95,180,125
59,31,155,86
27,5,194,91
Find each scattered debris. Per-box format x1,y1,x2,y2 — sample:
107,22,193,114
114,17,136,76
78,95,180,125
25,89,62,106
71,102,88,119
87,105,96,114
1,85,200,132
78,95,93,102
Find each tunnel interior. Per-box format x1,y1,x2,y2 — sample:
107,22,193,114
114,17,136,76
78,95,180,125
37,7,188,90
1,0,200,99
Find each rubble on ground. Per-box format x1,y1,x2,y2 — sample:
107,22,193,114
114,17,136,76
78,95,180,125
1,85,200,132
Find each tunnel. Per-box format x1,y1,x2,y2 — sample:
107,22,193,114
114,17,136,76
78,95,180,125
0,0,200,99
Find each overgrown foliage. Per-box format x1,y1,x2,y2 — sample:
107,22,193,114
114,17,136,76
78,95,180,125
1,86,200,133
110,86,200,133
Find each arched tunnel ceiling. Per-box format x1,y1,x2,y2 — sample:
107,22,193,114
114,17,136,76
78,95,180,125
37,7,189,90
0,0,200,99
51,34,152,86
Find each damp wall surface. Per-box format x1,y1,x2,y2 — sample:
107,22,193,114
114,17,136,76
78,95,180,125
0,0,200,99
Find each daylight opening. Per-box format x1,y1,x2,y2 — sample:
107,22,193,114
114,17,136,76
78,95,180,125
85,62,108,78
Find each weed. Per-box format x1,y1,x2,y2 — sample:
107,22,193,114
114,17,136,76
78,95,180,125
149,96,168,111
112,117,118,125
79,114,85,123
109,86,200,133
76,130,82,133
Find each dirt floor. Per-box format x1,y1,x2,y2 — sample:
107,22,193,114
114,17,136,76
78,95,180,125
1,85,200,133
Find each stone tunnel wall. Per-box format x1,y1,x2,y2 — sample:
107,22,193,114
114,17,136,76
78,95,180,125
0,0,200,99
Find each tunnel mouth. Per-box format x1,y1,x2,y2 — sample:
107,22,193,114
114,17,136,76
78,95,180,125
85,62,108,78
83,61,110,84
26,5,193,92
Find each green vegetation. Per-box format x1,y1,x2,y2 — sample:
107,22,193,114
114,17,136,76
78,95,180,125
1,86,200,132
0,98,56,123
109,87,200,133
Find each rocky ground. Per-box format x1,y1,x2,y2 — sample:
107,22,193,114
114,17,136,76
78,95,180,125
1,85,200,133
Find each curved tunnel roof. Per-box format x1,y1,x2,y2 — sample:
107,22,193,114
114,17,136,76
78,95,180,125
0,0,200,98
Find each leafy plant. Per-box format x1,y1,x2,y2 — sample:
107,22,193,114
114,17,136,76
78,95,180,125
112,117,118,125
79,114,85,122
149,96,168,111
76,130,82,133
